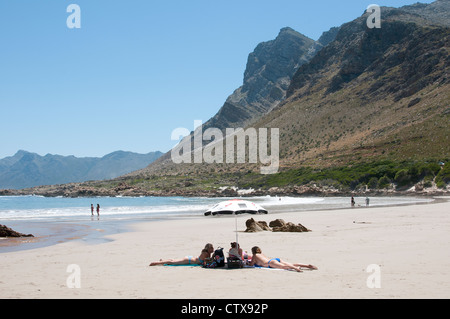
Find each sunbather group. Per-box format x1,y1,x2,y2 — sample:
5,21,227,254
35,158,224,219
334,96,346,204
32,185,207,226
149,242,317,272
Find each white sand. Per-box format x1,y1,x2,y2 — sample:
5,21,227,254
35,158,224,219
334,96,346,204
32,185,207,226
1,198,449,299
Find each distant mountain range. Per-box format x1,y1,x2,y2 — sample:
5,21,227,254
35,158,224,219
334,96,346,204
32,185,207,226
0,150,163,189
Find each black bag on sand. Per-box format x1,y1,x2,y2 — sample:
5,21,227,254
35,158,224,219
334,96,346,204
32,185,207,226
203,247,225,268
213,247,225,267
227,257,243,269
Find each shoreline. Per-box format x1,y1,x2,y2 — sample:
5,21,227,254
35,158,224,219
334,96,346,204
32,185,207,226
0,195,444,252
0,195,442,254
0,218,144,254
0,197,449,298
1,182,449,198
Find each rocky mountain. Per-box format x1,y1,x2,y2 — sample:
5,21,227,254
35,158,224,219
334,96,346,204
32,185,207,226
135,26,335,174
0,150,163,189
271,3,450,167
136,1,448,176
121,0,448,185
204,27,318,131
401,0,450,27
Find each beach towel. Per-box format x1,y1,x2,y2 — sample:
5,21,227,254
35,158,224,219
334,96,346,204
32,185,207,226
164,264,201,267
244,265,313,272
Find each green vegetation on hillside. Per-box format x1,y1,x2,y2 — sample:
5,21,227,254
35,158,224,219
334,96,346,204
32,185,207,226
436,163,450,189
237,159,449,191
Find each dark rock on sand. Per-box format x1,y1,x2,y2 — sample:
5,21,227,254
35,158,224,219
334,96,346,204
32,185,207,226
245,218,272,232
0,224,34,238
246,218,311,233
269,219,286,228
273,222,311,233
270,218,310,232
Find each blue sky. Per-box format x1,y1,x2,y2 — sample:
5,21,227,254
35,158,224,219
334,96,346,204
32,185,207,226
0,0,434,158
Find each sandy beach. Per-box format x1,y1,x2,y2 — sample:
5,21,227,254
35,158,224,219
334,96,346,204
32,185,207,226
0,198,449,299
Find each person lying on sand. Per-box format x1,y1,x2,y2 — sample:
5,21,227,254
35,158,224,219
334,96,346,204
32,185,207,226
149,243,214,266
248,246,317,273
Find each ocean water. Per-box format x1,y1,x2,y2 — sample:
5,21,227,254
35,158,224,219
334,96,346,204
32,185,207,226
0,195,434,222
0,195,434,252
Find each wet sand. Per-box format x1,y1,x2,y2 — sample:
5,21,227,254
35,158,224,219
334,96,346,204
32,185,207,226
0,220,123,253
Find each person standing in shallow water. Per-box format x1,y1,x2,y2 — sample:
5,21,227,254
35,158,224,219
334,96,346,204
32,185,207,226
91,204,94,216
96,204,100,217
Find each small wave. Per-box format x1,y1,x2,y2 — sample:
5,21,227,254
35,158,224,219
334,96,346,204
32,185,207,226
256,196,325,206
0,195,434,221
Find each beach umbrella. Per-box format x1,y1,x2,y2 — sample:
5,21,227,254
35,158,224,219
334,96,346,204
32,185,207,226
204,199,268,216
205,199,268,258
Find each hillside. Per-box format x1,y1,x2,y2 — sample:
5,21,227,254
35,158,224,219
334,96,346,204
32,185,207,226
134,2,449,175
269,5,450,168
129,26,338,174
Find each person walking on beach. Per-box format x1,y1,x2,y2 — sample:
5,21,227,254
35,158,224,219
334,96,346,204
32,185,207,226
96,204,100,217
91,204,94,216
149,243,214,266
351,196,355,207
365,197,370,207
249,246,317,272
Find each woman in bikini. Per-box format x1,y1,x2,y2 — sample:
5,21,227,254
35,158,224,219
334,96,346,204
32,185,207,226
149,243,214,266
249,246,317,272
